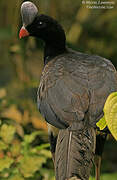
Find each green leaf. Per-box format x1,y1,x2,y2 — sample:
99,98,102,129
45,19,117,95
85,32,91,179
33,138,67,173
104,92,117,121
19,155,46,178
96,116,107,130
0,157,14,172
0,124,16,144
24,131,41,144
104,92,117,140
0,141,8,150
40,149,52,158
36,143,50,151
8,174,24,180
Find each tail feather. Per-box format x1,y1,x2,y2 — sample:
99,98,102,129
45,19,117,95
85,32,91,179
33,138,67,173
55,127,96,180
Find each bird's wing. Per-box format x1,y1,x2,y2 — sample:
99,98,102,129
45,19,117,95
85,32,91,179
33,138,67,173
86,55,117,127
37,57,89,129
38,53,117,129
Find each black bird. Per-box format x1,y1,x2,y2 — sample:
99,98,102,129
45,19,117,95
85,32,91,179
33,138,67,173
19,2,117,180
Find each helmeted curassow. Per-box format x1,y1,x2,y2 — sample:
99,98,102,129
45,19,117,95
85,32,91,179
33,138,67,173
19,2,117,180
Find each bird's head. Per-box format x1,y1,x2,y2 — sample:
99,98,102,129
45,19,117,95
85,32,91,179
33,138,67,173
19,1,66,45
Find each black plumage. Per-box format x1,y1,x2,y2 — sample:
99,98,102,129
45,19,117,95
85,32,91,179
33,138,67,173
37,50,117,129
19,2,117,180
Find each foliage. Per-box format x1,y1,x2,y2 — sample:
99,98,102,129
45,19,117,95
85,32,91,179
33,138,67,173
0,123,54,179
96,116,106,131
0,92,54,180
96,92,117,140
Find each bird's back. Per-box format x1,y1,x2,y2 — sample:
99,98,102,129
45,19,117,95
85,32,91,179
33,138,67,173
38,49,117,129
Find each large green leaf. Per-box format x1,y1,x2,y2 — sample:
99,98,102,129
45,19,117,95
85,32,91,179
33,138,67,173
104,92,117,140
96,92,117,140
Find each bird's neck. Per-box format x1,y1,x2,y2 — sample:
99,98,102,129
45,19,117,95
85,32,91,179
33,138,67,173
44,39,66,65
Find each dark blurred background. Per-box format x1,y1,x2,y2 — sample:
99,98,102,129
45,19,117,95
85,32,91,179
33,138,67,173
0,0,117,179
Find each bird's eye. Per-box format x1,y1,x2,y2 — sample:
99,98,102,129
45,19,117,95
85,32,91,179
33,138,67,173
39,21,43,25
38,21,46,28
